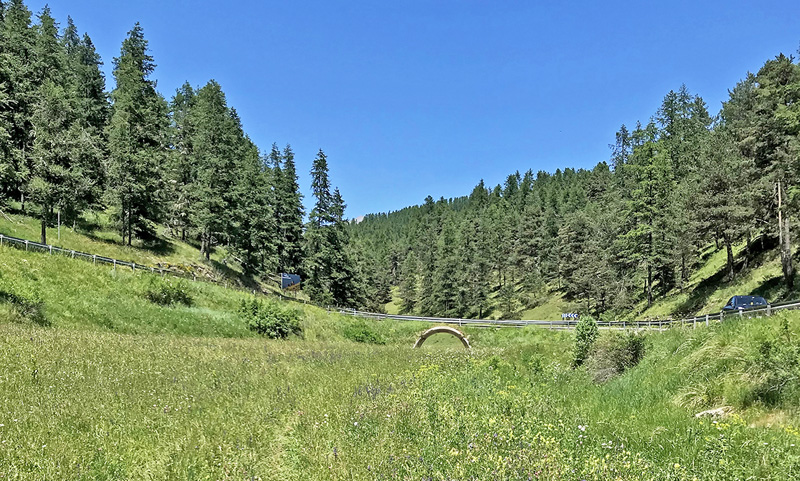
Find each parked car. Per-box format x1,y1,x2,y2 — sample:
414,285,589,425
722,295,768,311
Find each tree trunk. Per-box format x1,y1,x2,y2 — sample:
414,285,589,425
743,230,751,270
680,254,687,291
781,215,794,289
40,215,47,245
723,232,735,280
647,263,653,307
779,181,794,289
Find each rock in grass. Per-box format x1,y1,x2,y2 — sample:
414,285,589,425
695,406,733,418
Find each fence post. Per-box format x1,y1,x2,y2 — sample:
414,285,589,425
767,304,772,316
71,250,75,258
132,262,135,272
705,314,709,327
113,259,116,272
739,308,743,320
49,246,52,255
93,255,96,265
0,234,3,245
25,240,28,251
693,317,696,329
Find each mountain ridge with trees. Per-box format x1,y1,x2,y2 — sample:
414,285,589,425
349,54,800,319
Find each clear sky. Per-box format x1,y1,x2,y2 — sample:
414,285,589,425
27,0,800,218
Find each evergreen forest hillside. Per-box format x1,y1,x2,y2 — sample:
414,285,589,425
349,54,800,320
0,0,364,309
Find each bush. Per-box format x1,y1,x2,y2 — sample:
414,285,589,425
587,331,647,383
572,316,598,368
342,321,386,345
239,298,302,339
144,278,193,307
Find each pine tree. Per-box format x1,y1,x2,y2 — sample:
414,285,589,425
1,0,36,206
167,82,195,240
27,6,66,243
60,17,106,225
432,218,459,316
274,144,304,273
618,122,673,306
398,250,418,313
328,187,358,306
107,23,168,245
188,80,239,259
304,149,336,305
230,138,273,275
752,55,800,289
695,130,755,279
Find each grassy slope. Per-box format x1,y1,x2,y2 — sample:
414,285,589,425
0,211,231,273
3,312,800,479
3,211,800,478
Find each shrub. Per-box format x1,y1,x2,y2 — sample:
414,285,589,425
239,298,302,339
144,278,193,307
342,321,386,345
587,331,647,383
572,316,598,368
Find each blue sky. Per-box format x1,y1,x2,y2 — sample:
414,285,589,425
28,0,800,218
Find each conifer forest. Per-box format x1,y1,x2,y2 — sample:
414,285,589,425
1,0,799,320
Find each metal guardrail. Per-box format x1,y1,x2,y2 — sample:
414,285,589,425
335,300,800,331
0,232,312,306
2,232,799,331
0,233,200,280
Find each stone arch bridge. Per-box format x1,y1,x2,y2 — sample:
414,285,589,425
413,326,471,349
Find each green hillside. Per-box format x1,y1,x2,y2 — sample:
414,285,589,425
3,209,800,478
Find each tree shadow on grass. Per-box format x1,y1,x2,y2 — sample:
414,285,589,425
78,230,178,257
0,291,50,327
672,235,780,316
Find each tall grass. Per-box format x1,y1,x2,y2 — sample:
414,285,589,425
2,319,800,479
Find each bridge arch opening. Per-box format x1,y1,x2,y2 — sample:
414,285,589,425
413,326,471,349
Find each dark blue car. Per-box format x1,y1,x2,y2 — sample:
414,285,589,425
722,295,768,311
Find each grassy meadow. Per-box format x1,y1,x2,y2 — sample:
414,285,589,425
3,214,800,479
3,316,800,479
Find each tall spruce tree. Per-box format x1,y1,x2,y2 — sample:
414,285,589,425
1,0,35,206
303,150,357,306
752,55,800,289
107,23,168,245
276,144,304,273
60,17,106,225
398,249,418,313
304,149,335,305
188,80,239,259
167,82,195,240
